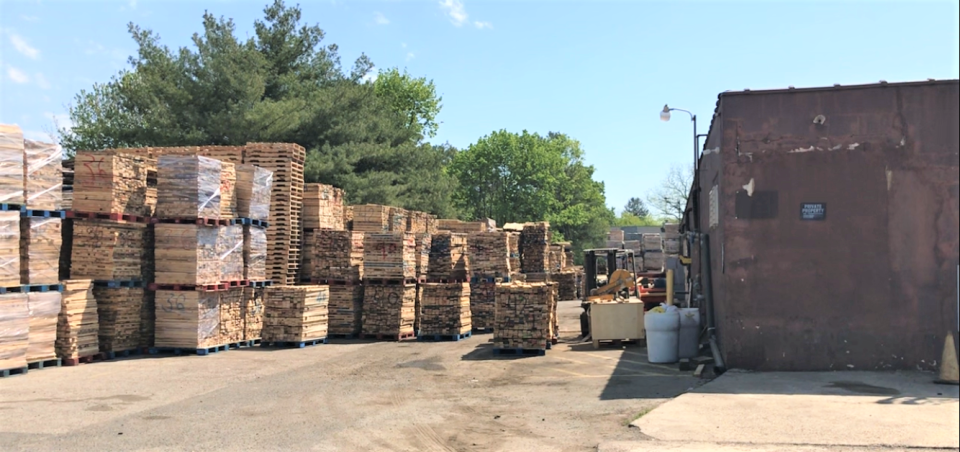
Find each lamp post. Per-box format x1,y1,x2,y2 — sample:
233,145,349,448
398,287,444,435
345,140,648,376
660,104,706,232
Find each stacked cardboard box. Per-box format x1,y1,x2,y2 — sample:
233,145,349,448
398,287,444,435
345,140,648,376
0,212,19,287
418,282,471,336
242,287,263,340
361,284,415,339
469,281,496,331
73,150,156,217
219,288,244,344
219,161,237,219
303,184,344,230
520,223,550,273
243,225,268,281
70,220,146,280
154,224,220,285
428,232,468,281
493,283,552,351
262,285,329,342
352,204,391,232
156,155,222,219
467,231,511,277
413,233,431,279
235,164,272,221
95,287,143,353
56,280,99,359
20,217,61,285
218,224,244,282
27,292,60,362
244,143,304,285
23,140,63,211
311,230,364,282
154,290,220,349
328,285,363,336
363,232,415,281
0,293,28,371
0,125,25,206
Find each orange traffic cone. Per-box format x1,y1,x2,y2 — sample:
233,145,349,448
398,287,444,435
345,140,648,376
935,331,959,385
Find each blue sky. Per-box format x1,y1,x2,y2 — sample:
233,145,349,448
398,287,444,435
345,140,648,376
1,0,958,213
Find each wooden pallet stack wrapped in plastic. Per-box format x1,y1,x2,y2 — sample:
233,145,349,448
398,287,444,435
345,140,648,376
242,287,263,340
95,286,143,353
418,283,471,337
156,155,221,220
153,290,220,349
262,285,329,343
20,217,61,285
23,140,63,210
153,224,219,286
311,230,364,282
0,125,25,208
218,224,244,282
56,280,99,360
328,285,363,337
361,284,416,340
0,292,28,374
243,224,267,282
219,288,244,344
467,231,511,278
428,232,468,281
236,164,272,283
363,232,415,281
303,183,344,230
520,222,550,273
243,143,304,285
219,162,237,219
493,282,553,351
0,212,20,288
27,292,60,364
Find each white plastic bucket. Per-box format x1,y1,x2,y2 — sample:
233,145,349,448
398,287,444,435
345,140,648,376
644,310,680,363
678,308,701,359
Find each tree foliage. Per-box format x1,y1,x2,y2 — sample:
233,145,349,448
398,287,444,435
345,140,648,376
623,197,651,219
647,163,693,221
449,130,613,257
613,212,660,227
60,0,453,214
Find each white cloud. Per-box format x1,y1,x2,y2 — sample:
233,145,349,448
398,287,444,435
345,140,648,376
6,67,30,84
474,21,493,29
35,73,51,90
129,0,138,8
374,12,389,25
44,112,73,132
439,0,468,26
9,32,40,59
406,52,415,61
361,70,378,84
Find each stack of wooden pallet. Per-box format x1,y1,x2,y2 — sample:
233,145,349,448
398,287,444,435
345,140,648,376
153,290,221,349
328,285,363,336
418,283,471,337
156,155,222,219
262,285,329,343
507,232,521,277
218,224,244,282
493,282,553,351
154,224,220,285
406,211,435,233
73,150,156,217
26,292,60,363
467,231,511,277
555,271,577,301
56,280,99,359
413,233,431,280
244,143,304,285
23,139,63,211
219,162,237,219
235,164,272,221
219,288,244,344
312,230,364,282
243,225,267,281
428,232,469,281
351,204,391,232
140,290,155,348
343,206,354,231
0,212,20,288
241,287,263,340
60,159,74,211
437,219,487,234
147,145,244,165
0,293,28,372
303,183,344,230
20,217,61,284
70,220,146,280
363,232,415,281
361,284,416,340
469,281,496,331
387,207,407,232
0,125,24,207
520,223,550,273
95,287,143,353
662,223,681,255
548,244,566,273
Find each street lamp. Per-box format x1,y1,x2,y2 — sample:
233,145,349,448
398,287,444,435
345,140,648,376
660,104,706,232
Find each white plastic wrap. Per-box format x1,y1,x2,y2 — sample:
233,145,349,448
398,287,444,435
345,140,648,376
0,211,20,287
218,224,244,282
27,292,60,362
23,139,63,211
20,217,62,285
243,225,267,281
235,164,273,221
0,124,25,205
0,293,29,370
156,155,222,219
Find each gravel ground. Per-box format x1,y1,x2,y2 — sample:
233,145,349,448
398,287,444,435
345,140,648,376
0,300,700,452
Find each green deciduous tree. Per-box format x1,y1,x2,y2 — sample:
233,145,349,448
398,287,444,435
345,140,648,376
647,163,693,221
373,67,442,139
449,130,613,258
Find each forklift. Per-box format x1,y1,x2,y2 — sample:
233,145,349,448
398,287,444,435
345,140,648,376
579,248,640,337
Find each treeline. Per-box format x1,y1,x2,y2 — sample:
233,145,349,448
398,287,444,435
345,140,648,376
59,1,657,257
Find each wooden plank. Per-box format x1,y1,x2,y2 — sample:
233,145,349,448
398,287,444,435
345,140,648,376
0,212,20,287
418,283,471,337
56,280,99,359
262,285,328,342
20,217,61,285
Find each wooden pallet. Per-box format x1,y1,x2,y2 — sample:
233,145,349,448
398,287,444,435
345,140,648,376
417,331,472,342
26,358,61,370
492,348,546,356
260,337,328,348
358,332,416,342
61,352,108,367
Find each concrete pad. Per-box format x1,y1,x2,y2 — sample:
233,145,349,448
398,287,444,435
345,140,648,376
632,370,959,449
598,440,939,452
